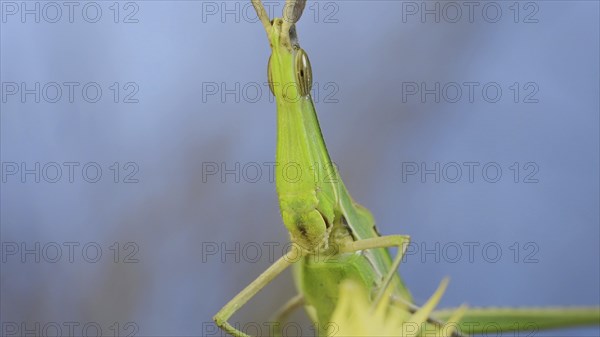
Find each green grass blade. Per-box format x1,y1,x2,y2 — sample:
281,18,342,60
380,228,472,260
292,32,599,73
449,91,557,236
433,307,600,335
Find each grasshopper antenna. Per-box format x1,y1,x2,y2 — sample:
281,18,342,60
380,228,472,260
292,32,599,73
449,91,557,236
251,0,272,35
282,0,306,35
279,0,306,48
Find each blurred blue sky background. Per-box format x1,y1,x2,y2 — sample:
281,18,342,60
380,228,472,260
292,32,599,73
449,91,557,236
1,1,599,336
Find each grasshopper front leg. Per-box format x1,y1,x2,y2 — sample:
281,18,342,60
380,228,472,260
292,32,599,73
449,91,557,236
334,233,415,313
213,246,306,337
338,234,411,305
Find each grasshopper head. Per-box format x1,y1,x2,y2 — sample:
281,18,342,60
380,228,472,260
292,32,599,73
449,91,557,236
250,0,306,48
251,1,312,100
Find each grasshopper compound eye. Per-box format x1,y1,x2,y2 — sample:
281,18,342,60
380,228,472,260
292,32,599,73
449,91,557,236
294,48,312,97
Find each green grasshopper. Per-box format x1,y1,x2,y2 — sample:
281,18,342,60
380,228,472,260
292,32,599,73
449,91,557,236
213,1,600,336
